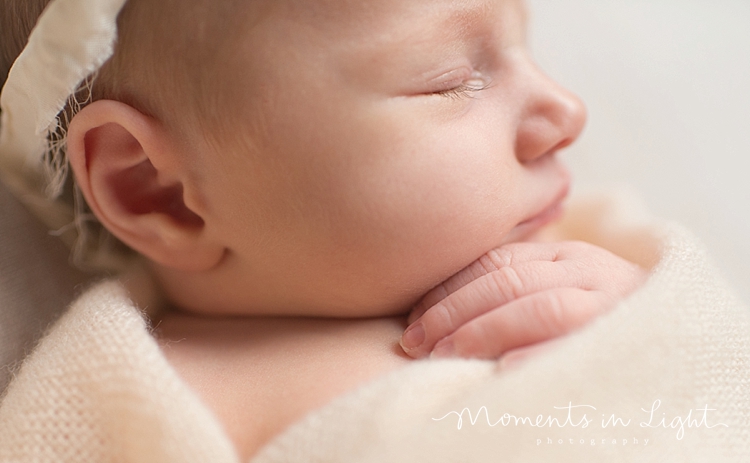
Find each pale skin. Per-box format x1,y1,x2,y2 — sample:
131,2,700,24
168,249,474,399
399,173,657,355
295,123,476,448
65,0,646,458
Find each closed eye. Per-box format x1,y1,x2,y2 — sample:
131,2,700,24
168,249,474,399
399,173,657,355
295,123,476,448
433,71,492,100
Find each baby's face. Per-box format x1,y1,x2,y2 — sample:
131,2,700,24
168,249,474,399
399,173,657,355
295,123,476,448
178,0,586,316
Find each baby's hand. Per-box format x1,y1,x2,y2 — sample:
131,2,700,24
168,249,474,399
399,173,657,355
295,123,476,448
399,241,647,360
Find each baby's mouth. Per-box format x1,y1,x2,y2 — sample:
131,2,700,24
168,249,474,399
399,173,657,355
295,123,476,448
507,180,570,242
517,199,565,228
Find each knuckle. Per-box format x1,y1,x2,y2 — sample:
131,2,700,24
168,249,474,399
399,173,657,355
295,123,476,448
455,319,504,358
533,291,569,336
436,255,501,305
473,253,499,276
431,300,459,333
485,247,513,268
545,292,568,331
489,266,524,301
442,267,475,294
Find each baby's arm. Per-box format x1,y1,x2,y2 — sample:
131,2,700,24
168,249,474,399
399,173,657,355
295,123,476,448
399,241,647,360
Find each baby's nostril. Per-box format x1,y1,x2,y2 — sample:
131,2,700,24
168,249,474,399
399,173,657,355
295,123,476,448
551,137,573,152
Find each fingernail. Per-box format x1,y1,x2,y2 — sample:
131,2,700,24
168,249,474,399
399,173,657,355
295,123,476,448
400,323,425,352
430,340,456,359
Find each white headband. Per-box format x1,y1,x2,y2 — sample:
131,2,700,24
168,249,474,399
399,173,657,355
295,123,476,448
0,0,127,229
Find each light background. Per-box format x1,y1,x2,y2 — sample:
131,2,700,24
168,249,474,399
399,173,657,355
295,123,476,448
528,0,750,302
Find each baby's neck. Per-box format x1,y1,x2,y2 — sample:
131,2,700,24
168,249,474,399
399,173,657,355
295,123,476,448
153,308,411,460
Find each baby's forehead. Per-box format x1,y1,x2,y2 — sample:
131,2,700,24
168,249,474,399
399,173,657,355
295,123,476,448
145,0,527,139
254,0,526,41
214,0,530,87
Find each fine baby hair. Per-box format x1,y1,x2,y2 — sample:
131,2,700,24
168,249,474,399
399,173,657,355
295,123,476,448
0,0,128,269
0,0,237,271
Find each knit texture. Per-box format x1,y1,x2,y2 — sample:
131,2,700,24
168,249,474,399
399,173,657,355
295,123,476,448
0,282,238,463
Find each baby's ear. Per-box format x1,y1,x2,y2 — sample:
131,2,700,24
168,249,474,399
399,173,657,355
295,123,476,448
67,100,224,271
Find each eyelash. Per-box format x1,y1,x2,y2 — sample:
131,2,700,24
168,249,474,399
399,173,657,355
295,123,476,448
434,73,492,100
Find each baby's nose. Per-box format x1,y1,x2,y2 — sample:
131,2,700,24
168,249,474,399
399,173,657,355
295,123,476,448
514,67,587,164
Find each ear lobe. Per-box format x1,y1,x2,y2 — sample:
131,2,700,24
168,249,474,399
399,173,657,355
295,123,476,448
67,100,224,272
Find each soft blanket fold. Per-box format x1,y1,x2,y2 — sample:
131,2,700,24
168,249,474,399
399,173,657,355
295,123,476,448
0,283,238,463
1,192,749,462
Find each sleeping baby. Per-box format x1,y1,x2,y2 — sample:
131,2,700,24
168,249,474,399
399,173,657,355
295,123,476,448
0,0,650,460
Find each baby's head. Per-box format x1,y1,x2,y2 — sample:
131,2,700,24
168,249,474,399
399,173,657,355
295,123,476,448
1,0,585,318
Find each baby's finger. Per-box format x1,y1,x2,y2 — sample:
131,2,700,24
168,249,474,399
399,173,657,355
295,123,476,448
429,288,611,360
401,260,585,358
406,241,602,324
407,253,507,324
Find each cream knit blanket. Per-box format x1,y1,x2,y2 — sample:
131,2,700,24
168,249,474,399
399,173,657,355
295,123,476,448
1,193,748,462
